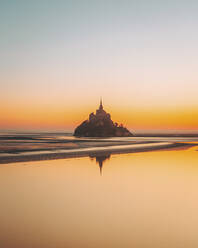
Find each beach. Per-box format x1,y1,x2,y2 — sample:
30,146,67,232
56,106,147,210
1,142,198,248
0,132,197,164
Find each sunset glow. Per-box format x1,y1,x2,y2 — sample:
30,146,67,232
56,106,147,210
1,0,198,132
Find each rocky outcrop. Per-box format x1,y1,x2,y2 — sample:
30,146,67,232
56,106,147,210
74,100,133,137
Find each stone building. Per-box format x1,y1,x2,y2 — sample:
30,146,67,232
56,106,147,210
74,99,133,137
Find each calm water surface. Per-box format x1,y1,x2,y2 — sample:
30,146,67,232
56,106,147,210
0,146,198,248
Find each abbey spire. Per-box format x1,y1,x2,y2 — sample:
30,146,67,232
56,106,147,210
99,97,103,110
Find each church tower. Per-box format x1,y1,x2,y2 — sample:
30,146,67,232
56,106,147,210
96,97,111,120
99,97,103,110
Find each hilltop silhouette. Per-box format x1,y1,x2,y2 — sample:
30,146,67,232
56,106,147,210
74,99,133,137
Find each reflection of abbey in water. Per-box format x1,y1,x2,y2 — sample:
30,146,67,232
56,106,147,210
89,153,111,175
74,99,133,137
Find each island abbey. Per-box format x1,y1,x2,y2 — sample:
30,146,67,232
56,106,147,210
74,99,133,137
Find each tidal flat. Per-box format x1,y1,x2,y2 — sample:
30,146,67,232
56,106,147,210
1,136,198,248
0,132,197,164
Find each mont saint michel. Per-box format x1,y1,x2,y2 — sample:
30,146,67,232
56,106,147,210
74,100,133,137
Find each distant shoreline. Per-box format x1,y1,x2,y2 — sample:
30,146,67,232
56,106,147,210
1,131,198,137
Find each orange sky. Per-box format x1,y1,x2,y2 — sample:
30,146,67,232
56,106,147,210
1,1,198,132
1,101,198,132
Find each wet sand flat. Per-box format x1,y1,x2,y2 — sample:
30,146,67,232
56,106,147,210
1,145,198,248
0,133,196,164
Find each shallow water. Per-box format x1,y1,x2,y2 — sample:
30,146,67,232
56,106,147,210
0,141,171,157
0,145,198,248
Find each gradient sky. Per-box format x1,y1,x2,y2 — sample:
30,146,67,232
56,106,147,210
1,0,198,131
